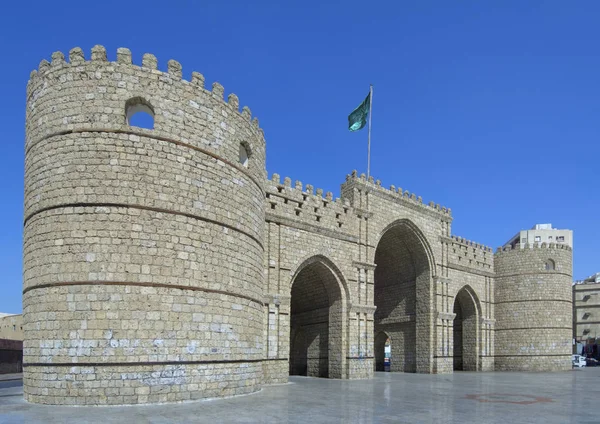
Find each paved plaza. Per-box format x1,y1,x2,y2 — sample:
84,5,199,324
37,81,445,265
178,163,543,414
0,368,597,423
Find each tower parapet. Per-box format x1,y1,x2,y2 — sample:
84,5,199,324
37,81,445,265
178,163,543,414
340,170,452,219
494,243,573,371
23,46,267,405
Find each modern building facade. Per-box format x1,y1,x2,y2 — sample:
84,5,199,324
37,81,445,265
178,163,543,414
0,314,23,374
22,46,574,405
505,223,573,249
0,314,23,341
573,273,600,356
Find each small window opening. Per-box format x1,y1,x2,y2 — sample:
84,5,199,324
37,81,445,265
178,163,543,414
239,143,250,168
126,97,155,129
545,259,555,271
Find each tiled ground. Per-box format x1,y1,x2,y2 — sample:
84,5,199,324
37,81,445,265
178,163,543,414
0,368,597,423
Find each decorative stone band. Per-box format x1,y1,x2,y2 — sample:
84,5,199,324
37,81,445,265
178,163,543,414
480,318,496,326
494,299,572,305
376,315,415,325
352,260,377,271
263,293,291,306
348,304,377,314
22,280,266,306
24,202,264,252
26,127,264,194
23,358,289,367
494,271,572,278
437,312,456,321
493,354,569,358
494,327,571,332
435,276,452,285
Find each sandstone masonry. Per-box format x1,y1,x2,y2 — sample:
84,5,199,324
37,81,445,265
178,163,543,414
23,46,573,405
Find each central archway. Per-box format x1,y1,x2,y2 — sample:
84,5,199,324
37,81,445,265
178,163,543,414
373,220,434,373
453,286,480,371
289,257,346,378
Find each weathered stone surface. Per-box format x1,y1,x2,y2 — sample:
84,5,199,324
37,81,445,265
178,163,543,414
23,46,573,405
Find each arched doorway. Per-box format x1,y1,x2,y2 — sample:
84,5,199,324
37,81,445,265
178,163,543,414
374,332,391,372
453,286,480,371
289,258,345,378
373,220,433,373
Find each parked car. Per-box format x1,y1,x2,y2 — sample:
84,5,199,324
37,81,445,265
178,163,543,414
572,355,587,368
585,357,599,367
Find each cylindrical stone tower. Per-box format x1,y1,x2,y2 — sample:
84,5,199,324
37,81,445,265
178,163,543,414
23,46,266,405
494,243,573,371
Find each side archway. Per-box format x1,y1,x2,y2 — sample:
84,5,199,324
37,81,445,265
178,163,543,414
374,331,391,372
289,256,348,379
452,285,481,371
372,219,435,373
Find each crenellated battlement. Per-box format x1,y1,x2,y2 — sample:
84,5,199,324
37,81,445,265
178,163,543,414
28,45,262,133
494,242,572,255
443,234,494,273
340,170,452,218
448,235,493,253
265,173,356,235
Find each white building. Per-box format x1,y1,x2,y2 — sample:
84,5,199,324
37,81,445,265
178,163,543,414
504,223,573,249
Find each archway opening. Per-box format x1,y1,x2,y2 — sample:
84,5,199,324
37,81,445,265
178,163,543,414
453,287,480,371
290,259,343,378
374,221,432,373
375,332,391,372
126,97,155,129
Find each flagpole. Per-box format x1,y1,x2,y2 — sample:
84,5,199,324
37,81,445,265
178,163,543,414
367,84,373,180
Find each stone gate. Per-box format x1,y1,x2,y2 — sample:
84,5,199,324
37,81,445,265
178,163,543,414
23,46,573,405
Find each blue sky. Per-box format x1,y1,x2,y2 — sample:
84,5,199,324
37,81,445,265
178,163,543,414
1,1,598,313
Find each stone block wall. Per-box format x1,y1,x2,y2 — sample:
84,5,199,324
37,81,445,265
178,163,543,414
24,46,266,405
22,45,576,406
494,243,573,371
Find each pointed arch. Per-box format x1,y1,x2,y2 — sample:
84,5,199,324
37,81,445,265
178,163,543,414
290,254,350,301
372,218,435,373
289,255,348,379
374,331,391,372
452,285,482,371
372,219,437,278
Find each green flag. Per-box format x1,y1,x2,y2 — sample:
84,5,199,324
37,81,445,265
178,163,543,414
348,92,371,131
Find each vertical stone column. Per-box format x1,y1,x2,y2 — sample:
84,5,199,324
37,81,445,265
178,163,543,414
433,277,453,374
